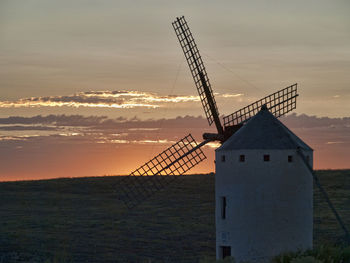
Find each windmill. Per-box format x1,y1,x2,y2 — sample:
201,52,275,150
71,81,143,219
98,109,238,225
121,16,297,210
119,16,349,261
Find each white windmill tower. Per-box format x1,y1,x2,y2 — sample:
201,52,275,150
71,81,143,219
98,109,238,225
215,105,313,262
119,16,350,262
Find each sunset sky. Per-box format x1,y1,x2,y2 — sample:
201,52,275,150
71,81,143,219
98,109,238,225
1,0,349,181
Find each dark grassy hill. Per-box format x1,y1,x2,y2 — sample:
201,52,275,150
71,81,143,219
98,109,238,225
0,170,349,263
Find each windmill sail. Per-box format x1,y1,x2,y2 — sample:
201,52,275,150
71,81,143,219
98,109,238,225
223,83,298,127
172,16,223,135
120,134,207,209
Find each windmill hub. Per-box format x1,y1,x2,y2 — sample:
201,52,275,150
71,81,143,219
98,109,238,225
261,104,268,111
202,132,225,142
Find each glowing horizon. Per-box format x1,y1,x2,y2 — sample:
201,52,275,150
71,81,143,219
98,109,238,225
0,113,349,182
0,0,349,181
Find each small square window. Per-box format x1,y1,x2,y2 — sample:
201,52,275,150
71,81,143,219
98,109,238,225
239,155,245,162
288,155,293,162
264,154,270,162
221,155,226,162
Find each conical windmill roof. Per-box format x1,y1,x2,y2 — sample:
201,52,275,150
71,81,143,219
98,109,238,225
218,106,312,151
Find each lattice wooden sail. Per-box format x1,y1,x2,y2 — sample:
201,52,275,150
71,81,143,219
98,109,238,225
223,83,298,127
120,134,207,209
172,16,223,134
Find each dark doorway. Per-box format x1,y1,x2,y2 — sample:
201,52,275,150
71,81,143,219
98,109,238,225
221,246,231,259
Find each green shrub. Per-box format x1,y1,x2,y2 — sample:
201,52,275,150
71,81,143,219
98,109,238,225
218,257,236,263
290,256,322,263
309,245,342,262
202,246,350,263
273,245,350,263
342,246,350,262
272,250,304,263
199,256,236,263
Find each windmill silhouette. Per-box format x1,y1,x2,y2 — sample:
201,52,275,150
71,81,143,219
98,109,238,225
119,16,298,209
119,17,349,258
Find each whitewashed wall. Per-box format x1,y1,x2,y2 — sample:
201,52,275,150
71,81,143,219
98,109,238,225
215,149,313,262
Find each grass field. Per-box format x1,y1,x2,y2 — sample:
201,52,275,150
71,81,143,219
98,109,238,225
0,170,349,263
